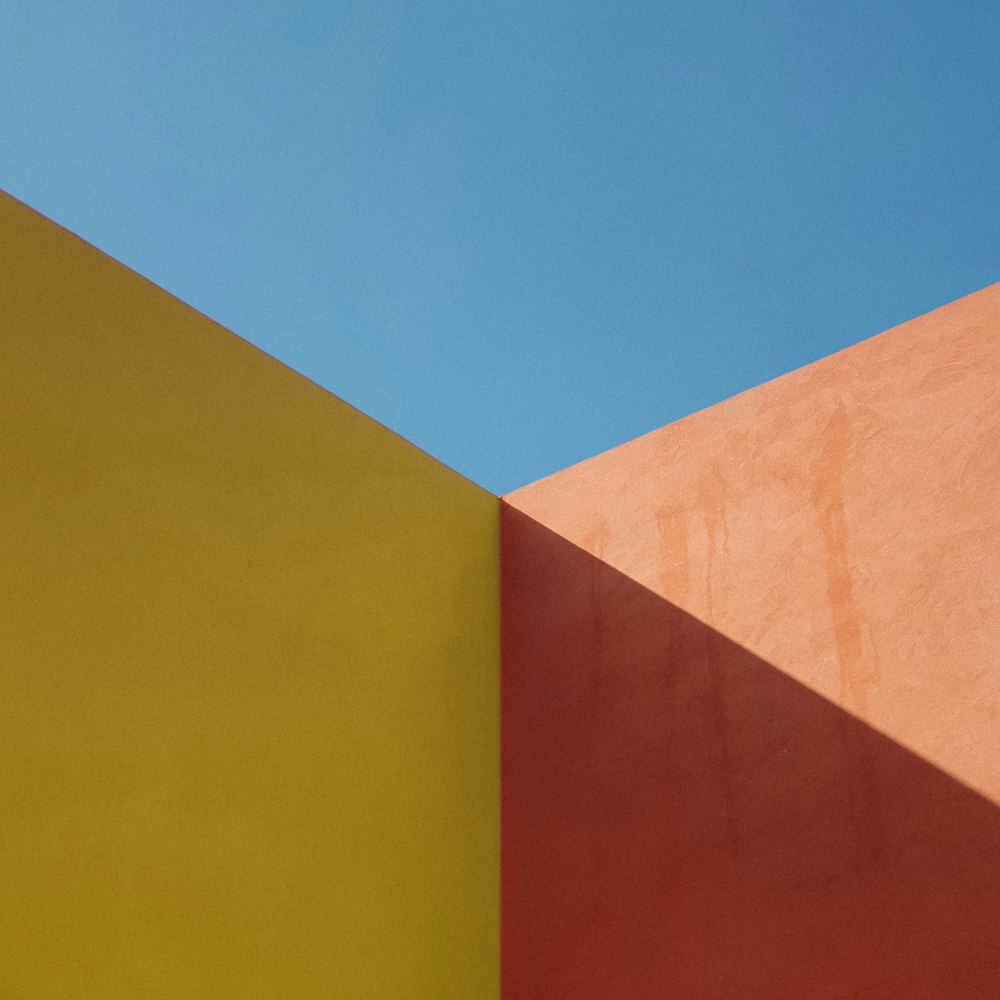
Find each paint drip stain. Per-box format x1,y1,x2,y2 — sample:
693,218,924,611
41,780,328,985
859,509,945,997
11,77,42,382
810,403,868,716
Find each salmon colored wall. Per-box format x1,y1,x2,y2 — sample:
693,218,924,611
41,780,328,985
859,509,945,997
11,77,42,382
503,286,1000,998
0,192,499,999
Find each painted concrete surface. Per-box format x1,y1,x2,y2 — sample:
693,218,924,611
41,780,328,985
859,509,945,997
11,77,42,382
503,287,1000,997
502,507,1000,998
507,283,1000,797
0,192,499,999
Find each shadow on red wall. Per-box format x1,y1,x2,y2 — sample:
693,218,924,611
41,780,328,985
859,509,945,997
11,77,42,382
502,503,1000,999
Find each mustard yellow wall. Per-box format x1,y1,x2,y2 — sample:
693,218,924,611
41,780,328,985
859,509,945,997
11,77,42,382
0,192,498,998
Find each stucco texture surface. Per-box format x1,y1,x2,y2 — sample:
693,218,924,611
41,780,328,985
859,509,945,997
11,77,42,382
502,285,1000,998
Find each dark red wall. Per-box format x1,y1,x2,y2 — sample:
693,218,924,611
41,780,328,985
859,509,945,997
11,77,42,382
501,285,1000,997
502,505,1000,998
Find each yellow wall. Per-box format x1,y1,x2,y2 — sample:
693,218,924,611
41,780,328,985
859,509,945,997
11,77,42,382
0,192,498,998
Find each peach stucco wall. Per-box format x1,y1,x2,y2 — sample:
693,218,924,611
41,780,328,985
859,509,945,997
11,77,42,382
502,284,1000,998
508,283,1000,798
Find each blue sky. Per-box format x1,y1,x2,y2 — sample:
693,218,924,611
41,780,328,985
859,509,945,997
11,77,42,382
2,2,999,494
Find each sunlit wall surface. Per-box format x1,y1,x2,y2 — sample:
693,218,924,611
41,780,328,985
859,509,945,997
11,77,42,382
503,285,1000,997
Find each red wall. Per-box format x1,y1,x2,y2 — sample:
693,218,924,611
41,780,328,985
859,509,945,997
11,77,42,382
502,284,1000,997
